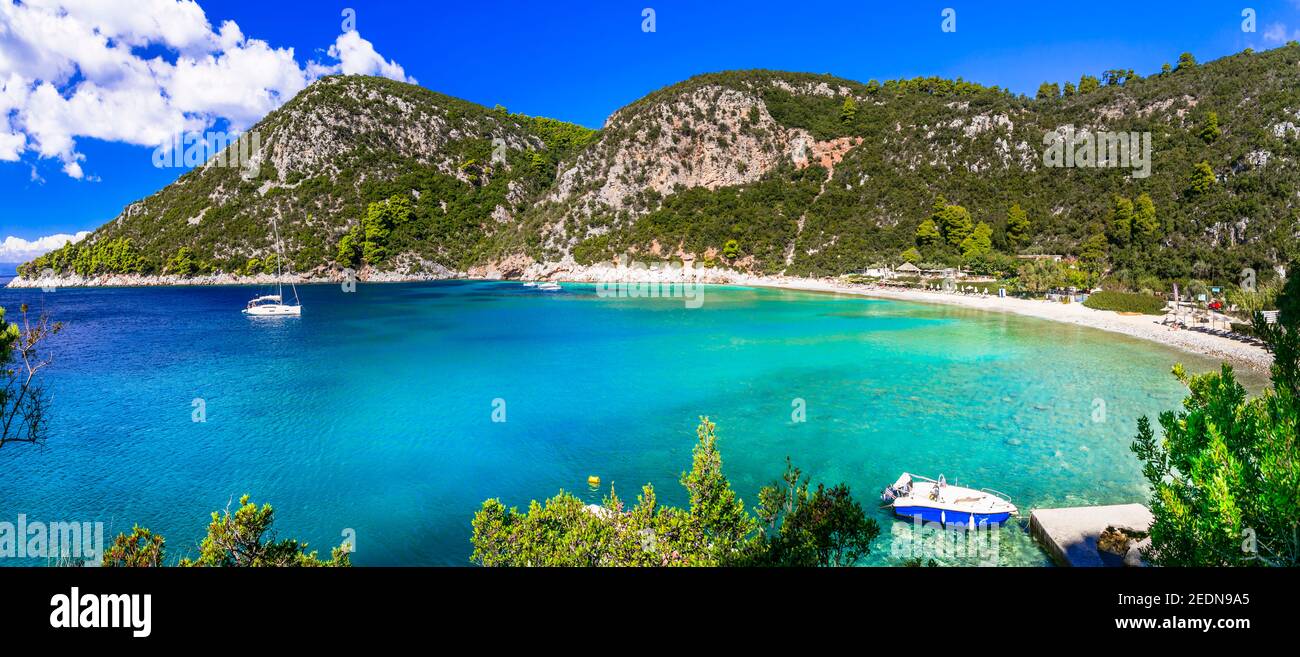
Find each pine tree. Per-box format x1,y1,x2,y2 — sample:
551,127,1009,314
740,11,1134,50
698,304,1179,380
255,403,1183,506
1132,193,1159,242
1188,161,1216,195
1006,202,1031,249
359,197,409,264
938,204,974,248
103,526,166,567
336,226,362,268
1079,229,1109,278
1199,111,1221,143
1108,196,1134,247
915,219,942,247
681,417,756,561
960,222,994,258
180,495,351,566
839,96,857,125
164,247,197,277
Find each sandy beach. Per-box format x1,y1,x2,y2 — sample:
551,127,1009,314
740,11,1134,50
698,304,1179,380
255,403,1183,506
755,277,1274,374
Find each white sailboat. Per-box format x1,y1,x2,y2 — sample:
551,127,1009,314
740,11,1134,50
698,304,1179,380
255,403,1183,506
242,215,301,316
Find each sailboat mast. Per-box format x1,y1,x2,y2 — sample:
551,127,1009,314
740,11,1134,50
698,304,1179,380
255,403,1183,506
271,214,284,299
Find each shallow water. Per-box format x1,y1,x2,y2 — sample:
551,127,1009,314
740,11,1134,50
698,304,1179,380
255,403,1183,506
0,281,1255,565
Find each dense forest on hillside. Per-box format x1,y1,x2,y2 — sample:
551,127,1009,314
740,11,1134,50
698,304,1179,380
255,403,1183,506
20,45,1300,293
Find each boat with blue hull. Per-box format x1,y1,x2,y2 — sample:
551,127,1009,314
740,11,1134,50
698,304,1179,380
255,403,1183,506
881,473,1017,527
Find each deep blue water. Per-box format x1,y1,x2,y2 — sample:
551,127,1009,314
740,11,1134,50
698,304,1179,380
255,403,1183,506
0,281,1243,565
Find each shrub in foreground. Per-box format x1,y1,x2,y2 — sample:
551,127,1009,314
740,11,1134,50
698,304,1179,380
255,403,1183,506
1131,263,1299,566
471,418,880,567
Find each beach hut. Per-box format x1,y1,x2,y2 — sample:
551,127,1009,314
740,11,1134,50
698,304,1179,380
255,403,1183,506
896,262,921,274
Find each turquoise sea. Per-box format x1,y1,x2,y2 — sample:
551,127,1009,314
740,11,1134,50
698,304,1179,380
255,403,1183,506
0,281,1253,565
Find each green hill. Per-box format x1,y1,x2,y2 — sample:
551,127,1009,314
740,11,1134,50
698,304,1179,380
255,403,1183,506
21,45,1300,291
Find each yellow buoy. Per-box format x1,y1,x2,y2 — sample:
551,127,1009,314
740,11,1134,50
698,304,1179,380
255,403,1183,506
587,475,601,487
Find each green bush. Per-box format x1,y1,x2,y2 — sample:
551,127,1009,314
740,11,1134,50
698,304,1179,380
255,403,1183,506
1083,290,1167,314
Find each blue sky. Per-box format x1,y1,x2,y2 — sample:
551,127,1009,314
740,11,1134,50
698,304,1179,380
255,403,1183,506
2,0,1299,260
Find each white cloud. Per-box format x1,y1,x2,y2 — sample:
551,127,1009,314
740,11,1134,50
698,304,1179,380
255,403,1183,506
0,72,28,159
0,0,414,179
165,37,309,130
319,30,415,84
0,230,90,262
1262,22,1299,45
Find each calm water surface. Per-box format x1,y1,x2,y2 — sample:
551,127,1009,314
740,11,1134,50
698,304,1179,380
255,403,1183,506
0,281,1255,565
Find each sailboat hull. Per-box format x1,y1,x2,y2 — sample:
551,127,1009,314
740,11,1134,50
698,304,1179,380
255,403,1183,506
243,304,301,316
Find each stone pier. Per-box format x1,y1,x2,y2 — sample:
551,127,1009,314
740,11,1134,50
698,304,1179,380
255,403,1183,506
1029,504,1154,567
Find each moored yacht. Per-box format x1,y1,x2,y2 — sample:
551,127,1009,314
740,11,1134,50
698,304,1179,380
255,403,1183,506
242,214,302,316
243,294,301,315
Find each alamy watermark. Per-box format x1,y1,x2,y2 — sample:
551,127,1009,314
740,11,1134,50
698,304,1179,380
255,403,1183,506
594,254,704,308
1240,267,1257,292
889,516,1001,566
50,587,151,638
1043,127,1151,179
0,515,105,565
152,130,261,178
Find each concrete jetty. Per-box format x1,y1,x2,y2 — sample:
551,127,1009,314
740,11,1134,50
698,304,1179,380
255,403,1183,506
1029,504,1154,567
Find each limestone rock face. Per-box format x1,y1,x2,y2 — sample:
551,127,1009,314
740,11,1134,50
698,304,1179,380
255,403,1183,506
539,83,816,256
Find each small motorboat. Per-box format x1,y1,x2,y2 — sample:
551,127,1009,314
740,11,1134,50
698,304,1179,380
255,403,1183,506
521,281,538,287
881,473,1016,527
537,282,562,291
